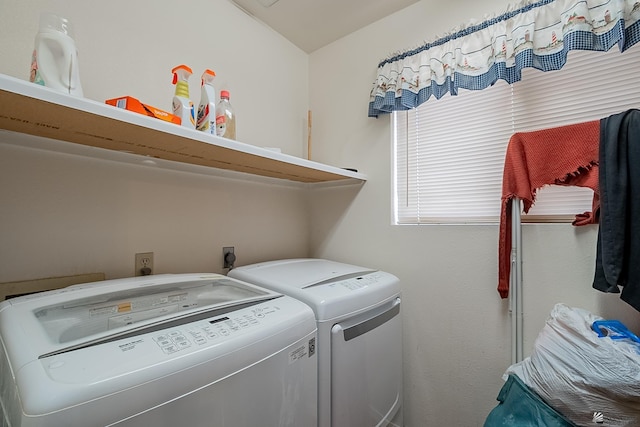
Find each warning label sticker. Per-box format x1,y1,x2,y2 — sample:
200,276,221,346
288,343,308,364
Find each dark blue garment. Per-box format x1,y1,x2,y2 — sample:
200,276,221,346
593,109,640,312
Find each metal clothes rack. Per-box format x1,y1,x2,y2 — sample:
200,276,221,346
510,198,524,364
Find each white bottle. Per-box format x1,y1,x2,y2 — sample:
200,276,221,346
215,90,236,140
196,69,216,134
171,64,195,128
30,13,83,96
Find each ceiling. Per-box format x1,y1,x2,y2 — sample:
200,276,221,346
230,0,420,53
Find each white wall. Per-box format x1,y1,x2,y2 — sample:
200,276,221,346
0,0,309,154
3,1,640,426
308,1,640,426
0,0,312,283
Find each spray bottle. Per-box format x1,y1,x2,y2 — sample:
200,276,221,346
196,69,216,134
171,64,195,128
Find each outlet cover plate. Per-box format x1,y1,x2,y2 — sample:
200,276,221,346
135,252,154,276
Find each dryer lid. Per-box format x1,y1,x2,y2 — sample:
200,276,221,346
228,259,401,320
230,258,375,289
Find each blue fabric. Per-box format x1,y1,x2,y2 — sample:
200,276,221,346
369,2,640,118
378,0,557,69
484,374,578,427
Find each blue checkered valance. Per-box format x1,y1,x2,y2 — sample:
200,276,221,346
368,0,640,117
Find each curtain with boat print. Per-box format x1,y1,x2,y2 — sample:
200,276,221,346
368,0,640,117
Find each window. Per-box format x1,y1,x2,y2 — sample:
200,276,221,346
394,46,640,224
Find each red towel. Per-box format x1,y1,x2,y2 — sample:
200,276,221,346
498,120,600,298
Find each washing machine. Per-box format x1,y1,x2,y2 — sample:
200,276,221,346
229,258,403,427
0,273,317,427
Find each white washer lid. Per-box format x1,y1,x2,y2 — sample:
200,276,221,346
0,274,281,372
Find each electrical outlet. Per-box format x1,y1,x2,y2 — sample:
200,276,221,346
223,247,236,269
135,252,154,276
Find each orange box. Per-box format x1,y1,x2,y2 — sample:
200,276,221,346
106,96,181,125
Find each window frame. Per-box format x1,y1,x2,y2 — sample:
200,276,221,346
393,47,640,225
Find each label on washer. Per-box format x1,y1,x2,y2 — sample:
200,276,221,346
288,343,308,364
329,273,383,291
89,305,119,317
119,338,144,352
118,302,132,312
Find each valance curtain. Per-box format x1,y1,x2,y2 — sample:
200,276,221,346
368,0,640,118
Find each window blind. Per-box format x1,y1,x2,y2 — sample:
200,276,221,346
394,46,640,224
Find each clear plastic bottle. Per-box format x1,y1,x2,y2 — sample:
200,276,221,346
215,90,236,140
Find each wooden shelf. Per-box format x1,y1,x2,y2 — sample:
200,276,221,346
0,74,366,184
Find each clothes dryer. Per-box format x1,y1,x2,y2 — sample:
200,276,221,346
229,258,403,427
0,274,317,427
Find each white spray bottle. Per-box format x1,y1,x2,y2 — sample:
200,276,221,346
171,64,195,128
196,69,216,134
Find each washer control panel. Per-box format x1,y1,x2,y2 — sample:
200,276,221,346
151,305,279,355
327,271,386,291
